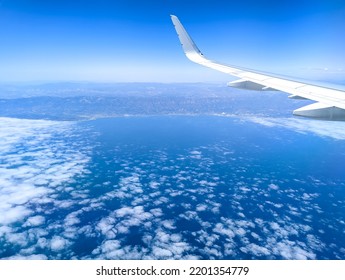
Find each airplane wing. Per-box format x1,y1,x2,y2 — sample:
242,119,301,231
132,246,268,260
170,15,345,120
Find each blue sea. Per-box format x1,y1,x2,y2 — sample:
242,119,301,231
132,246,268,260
1,114,344,259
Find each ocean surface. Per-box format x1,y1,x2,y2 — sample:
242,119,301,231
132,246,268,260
1,114,345,259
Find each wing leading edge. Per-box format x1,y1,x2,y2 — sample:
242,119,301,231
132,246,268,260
170,15,345,120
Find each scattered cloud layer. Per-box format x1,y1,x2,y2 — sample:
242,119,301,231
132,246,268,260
0,117,91,259
242,116,345,140
0,116,344,260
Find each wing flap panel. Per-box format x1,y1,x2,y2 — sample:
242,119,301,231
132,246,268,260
293,102,345,120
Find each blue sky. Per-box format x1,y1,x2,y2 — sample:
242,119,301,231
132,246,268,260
0,0,344,83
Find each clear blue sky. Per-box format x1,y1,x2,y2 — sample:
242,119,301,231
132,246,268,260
0,0,344,83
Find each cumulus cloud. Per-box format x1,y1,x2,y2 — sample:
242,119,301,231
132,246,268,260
50,236,69,252
24,216,46,227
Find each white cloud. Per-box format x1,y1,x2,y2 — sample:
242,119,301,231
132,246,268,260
152,247,173,258
24,216,46,227
0,206,32,225
244,116,345,140
240,243,270,257
269,184,279,190
50,236,69,252
190,150,202,159
271,241,316,260
4,254,48,260
161,220,176,230
196,204,208,212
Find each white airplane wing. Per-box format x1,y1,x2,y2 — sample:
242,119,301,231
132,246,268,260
171,15,345,120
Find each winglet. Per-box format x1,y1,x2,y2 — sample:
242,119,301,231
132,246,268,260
170,15,206,64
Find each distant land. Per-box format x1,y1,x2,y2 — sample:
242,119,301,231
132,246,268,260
0,82,312,120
